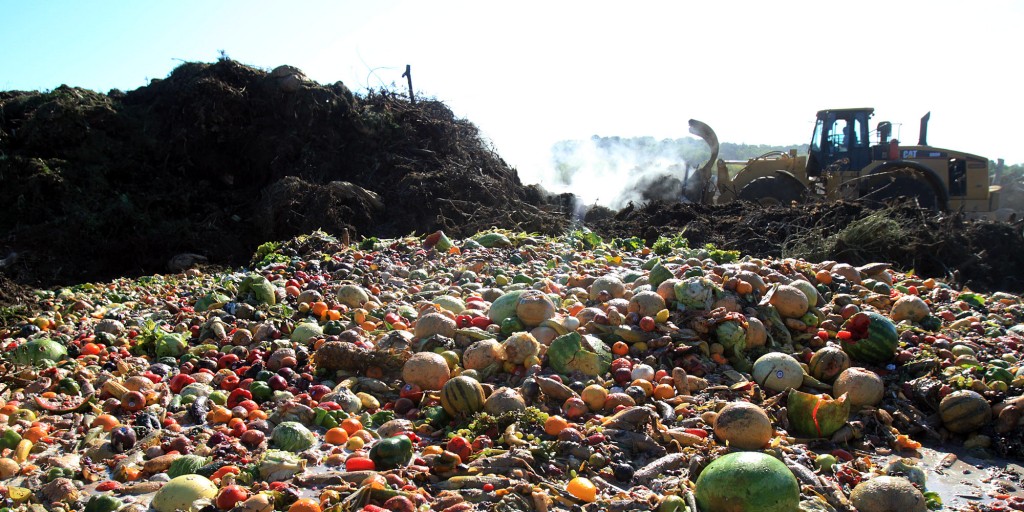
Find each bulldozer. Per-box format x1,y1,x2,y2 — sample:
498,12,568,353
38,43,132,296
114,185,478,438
686,108,1007,217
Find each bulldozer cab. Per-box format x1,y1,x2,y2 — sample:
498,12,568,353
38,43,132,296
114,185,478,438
805,108,873,176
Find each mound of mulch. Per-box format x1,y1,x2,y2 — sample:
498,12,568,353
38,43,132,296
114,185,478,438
0,60,569,289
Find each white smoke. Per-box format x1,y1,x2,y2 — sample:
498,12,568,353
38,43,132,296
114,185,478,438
545,136,691,212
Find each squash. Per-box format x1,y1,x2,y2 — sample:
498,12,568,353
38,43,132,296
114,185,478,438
939,390,992,434
516,290,556,327
768,284,809,318
849,476,926,512
833,367,884,408
440,376,486,418
695,452,799,512
840,311,899,364
808,346,851,382
712,401,773,450
402,352,451,391
751,352,804,392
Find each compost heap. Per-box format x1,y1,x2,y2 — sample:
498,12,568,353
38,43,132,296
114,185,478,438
0,229,1021,512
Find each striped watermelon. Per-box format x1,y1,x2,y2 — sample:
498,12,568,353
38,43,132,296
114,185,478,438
840,312,898,364
440,376,485,418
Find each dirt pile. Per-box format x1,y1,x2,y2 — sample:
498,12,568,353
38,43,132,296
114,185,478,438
0,60,568,288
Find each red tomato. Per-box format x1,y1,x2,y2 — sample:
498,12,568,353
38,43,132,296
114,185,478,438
470,316,492,329
447,436,472,461
345,456,376,471
168,374,196,394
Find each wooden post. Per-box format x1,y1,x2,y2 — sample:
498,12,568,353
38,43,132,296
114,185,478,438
402,64,415,104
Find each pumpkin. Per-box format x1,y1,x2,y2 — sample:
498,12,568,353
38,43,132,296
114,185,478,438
695,452,800,512
833,367,884,408
713,402,773,450
808,346,851,382
840,311,899,364
769,284,809,318
440,376,486,418
751,353,804,392
890,295,930,323
787,389,849,438
484,387,526,415
516,290,556,327
414,312,456,339
402,352,451,391
939,390,992,434
849,476,927,512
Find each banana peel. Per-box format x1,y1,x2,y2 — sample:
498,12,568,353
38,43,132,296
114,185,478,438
591,324,660,344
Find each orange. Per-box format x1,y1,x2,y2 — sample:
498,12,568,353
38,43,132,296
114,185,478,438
544,415,569,436
91,414,120,432
653,383,676,400
612,341,629,356
815,270,832,285
340,418,362,436
324,427,349,445
311,302,329,319
288,498,322,512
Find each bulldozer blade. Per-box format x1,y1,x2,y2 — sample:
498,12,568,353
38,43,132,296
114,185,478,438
687,119,720,203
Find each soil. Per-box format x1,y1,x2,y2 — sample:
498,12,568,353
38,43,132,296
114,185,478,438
2,59,1023,305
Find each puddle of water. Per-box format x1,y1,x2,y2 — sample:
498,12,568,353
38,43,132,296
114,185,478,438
898,444,1022,510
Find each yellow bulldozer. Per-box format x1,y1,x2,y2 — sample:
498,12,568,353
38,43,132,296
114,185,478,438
686,108,1009,218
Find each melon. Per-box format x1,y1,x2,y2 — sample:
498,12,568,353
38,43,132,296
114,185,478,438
840,311,899,364
769,284,809,318
695,452,799,512
751,352,804,392
713,402,773,450
833,367,885,408
787,389,849,438
440,376,486,418
849,476,927,512
890,295,930,323
939,390,992,434
808,346,851,382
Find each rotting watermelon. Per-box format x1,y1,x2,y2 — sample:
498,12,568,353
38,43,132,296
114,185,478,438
840,311,898,364
695,451,800,512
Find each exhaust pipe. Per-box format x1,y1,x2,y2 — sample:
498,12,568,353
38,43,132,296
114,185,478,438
918,112,930,146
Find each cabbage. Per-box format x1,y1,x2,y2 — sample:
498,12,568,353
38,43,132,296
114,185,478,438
673,277,721,310
290,322,323,344
167,454,209,478
241,274,277,305
178,383,213,399
715,319,750,371
258,449,307,482
194,291,230,312
156,333,187,358
151,475,217,512
271,421,316,452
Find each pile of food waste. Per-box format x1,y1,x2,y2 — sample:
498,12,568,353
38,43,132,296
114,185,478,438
0,229,1021,512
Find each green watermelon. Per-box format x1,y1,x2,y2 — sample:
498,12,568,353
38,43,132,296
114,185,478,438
695,452,800,512
840,311,898,364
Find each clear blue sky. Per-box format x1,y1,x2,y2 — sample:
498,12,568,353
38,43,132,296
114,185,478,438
3,0,1023,194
